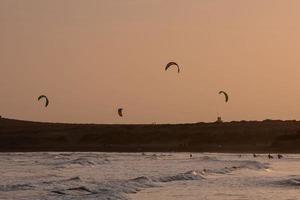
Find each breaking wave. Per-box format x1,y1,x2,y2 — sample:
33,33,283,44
47,170,205,199
0,152,276,200
274,176,300,187
0,159,269,200
0,183,34,192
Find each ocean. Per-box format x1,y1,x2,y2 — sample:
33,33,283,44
0,152,299,200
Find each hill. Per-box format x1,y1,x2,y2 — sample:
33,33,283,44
0,118,300,152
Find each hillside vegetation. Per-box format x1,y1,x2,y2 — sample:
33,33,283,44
0,118,300,152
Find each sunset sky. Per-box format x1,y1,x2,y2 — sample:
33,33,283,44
1,0,300,124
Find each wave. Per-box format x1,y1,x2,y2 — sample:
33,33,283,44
155,170,204,182
42,176,82,185
68,158,97,166
47,170,204,199
197,155,219,161
234,160,270,170
0,183,34,192
274,176,300,187
0,158,269,200
48,160,268,199
198,160,269,175
48,157,110,169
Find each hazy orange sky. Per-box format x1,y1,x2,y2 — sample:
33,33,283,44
1,0,300,124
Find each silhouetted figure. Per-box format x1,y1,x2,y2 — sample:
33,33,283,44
253,153,257,158
278,154,283,159
190,154,193,158
238,154,242,158
268,154,273,159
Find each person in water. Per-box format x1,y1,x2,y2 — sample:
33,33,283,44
268,154,273,159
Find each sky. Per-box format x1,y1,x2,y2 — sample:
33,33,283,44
1,0,300,124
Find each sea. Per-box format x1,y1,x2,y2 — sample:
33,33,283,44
0,152,299,200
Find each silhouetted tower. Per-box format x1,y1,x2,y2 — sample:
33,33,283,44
216,116,223,123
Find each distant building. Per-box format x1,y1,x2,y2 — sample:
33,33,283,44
216,117,223,123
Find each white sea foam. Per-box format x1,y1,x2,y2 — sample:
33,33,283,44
0,153,298,200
